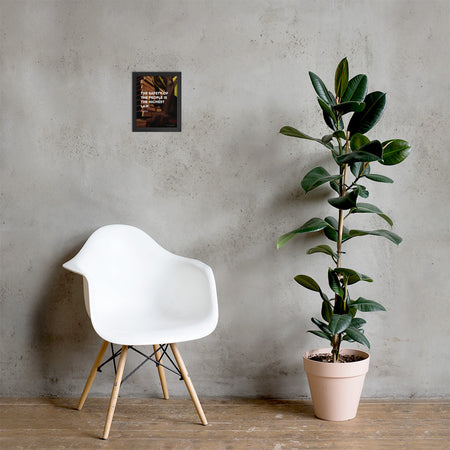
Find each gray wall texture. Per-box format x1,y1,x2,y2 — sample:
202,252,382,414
1,0,449,399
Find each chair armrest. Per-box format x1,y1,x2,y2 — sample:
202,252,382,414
157,256,218,328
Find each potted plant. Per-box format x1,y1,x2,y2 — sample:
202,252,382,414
278,58,410,421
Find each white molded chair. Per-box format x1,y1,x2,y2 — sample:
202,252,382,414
63,224,218,439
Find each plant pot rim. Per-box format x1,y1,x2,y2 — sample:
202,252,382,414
303,347,370,378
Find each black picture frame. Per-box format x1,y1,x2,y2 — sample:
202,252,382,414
132,72,181,132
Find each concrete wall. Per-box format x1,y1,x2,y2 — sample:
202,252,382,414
1,0,449,398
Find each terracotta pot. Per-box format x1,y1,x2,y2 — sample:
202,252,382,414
303,347,370,421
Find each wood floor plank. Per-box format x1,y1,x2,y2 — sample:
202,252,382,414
0,398,449,448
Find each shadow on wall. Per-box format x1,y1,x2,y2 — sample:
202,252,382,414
31,244,96,396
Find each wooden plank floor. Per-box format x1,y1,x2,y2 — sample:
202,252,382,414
0,398,449,449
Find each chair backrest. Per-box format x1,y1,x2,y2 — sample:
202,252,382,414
63,225,170,317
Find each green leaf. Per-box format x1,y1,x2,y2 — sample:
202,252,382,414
336,140,383,164
323,111,336,131
351,297,386,312
325,216,338,228
306,244,338,260
308,329,332,341
329,314,352,334
309,71,334,105
333,101,365,115
324,216,350,242
328,268,343,297
324,226,338,242
337,152,380,164
333,294,347,315
321,301,333,322
351,202,394,226
324,113,344,132
348,91,386,136
380,139,411,166
318,97,337,122
308,330,333,340
342,74,368,103
365,174,394,183
351,317,367,329
350,162,365,178
345,327,370,348
355,185,369,198
301,167,341,193
328,189,359,210
348,229,402,245
349,141,371,175
350,133,370,151
334,268,373,284
333,294,349,314
327,95,345,131
329,180,340,193
317,288,328,303
290,218,329,234
294,275,321,292
353,202,383,213
311,317,332,335
277,218,329,248
333,130,346,140
279,126,333,149
280,126,312,139
335,57,349,99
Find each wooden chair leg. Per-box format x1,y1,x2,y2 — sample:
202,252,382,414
170,343,208,425
102,345,128,440
153,345,169,399
77,340,109,410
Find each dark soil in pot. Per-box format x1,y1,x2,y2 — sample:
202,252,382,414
308,352,366,363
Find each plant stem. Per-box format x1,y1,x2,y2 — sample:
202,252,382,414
336,132,350,267
333,131,351,362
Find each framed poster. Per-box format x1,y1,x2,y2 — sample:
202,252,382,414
133,72,181,132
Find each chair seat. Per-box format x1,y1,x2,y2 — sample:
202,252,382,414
92,314,216,346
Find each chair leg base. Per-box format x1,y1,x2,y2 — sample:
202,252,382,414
77,340,110,411
77,341,208,439
102,345,128,440
170,343,208,426
153,344,169,400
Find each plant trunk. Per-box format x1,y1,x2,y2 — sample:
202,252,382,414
332,335,340,362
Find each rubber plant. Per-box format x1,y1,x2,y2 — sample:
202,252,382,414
278,58,410,362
